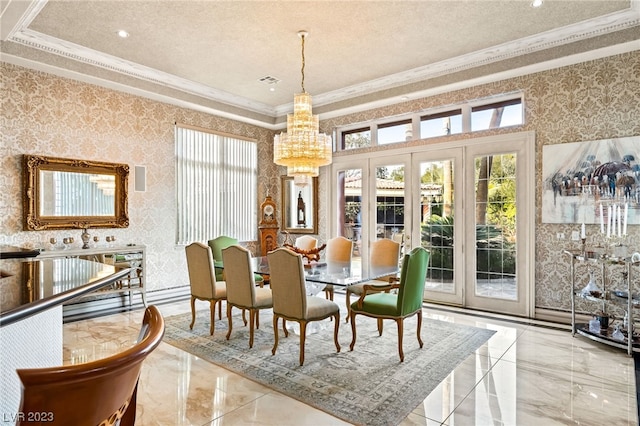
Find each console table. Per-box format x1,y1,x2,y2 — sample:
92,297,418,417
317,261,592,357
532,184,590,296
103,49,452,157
37,244,147,307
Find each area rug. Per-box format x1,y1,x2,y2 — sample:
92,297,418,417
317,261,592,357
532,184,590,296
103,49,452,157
163,308,495,426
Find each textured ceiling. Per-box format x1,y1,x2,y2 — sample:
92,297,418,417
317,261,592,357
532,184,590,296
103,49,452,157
1,0,639,127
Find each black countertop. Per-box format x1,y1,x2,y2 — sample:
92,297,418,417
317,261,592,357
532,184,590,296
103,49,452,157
0,245,42,259
0,257,131,327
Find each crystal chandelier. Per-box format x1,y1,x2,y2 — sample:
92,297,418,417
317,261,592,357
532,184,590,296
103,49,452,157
274,30,332,186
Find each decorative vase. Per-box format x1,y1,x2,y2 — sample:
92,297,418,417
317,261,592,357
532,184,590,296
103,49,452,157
580,268,602,297
81,228,91,249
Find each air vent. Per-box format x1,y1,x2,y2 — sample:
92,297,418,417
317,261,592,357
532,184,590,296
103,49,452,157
258,75,281,85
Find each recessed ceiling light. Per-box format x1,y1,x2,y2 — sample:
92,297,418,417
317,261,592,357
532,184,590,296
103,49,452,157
531,0,543,7
116,30,129,38
269,87,276,92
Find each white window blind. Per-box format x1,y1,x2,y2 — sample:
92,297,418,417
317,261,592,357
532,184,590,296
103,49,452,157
175,125,257,245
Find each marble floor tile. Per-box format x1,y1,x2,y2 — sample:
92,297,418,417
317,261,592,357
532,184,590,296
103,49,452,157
61,298,637,425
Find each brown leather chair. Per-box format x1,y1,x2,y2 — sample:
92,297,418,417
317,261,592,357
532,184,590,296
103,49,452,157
16,305,165,426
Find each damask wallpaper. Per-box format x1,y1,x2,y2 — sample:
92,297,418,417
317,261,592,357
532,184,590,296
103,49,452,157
2,50,639,316
0,63,279,294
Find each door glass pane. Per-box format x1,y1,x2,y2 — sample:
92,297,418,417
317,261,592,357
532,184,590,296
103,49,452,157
338,168,363,259
420,160,455,294
375,165,405,241
474,153,517,300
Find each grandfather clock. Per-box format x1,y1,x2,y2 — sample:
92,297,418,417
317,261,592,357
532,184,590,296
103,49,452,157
258,195,279,256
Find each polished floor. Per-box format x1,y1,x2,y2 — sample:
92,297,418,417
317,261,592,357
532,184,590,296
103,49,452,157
63,295,637,425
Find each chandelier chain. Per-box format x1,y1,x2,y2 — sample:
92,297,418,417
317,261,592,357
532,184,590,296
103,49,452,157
300,33,305,93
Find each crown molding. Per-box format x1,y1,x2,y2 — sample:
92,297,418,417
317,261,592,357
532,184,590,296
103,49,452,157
289,1,640,113
3,0,639,127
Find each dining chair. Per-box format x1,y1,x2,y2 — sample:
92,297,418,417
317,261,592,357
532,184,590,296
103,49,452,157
323,236,354,301
295,235,318,251
208,236,265,286
344,238,400,322
222,245,273,348
267,247,341,366
349,247,430,362
185,242,227,335
16,305,164,426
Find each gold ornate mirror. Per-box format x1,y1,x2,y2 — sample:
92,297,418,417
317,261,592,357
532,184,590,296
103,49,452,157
281,176,318,234
23,155,129,230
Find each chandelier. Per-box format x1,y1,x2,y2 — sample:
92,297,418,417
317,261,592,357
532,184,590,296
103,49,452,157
274,30,332,186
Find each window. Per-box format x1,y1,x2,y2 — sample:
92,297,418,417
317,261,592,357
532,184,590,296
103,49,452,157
342,127,371,150
378,119,412,145
471,99,522,131
175,125,257,245
378,120,413,145
420,109,462,138
336,94,524,149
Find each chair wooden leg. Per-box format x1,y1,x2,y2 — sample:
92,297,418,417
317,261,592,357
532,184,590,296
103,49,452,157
349,311,357,351
416,310,424,348
249,309,256,348
271,315,279,355
377,318,383,336
283,319,289,337
333,313,341,353
345,290,351,323
326,287,334,301
218,299,223,320
242,309,248,326
189,296,196,330
396,318,404,362
209,300,215,335
299,321,307,366
226,303,233,340
256,310,260,329
120,381,138,426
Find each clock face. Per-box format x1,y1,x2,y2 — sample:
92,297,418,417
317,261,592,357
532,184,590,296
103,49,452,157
263,204,274,221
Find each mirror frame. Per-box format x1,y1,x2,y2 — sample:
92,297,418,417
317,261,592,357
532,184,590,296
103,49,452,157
281,176,318,235
23,155,129,230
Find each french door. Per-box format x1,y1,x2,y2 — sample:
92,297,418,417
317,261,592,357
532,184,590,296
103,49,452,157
331,132,534,317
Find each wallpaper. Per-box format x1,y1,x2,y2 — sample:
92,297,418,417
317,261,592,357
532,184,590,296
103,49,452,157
2,50,640,315
0,63,279,293
320,51,640,314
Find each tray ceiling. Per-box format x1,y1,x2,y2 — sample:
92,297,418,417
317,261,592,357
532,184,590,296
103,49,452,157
1,0,639,127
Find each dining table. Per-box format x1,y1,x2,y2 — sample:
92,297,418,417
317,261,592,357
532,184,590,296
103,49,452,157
218,256,399,295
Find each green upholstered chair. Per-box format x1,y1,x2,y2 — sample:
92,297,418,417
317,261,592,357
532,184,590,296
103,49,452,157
344,238,400,323
267,247,341,366
185,242,227,335
208,236,265,287
221,245,273,348
349,246,430,362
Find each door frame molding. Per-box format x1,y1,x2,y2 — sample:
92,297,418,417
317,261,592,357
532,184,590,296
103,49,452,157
330,130,536,317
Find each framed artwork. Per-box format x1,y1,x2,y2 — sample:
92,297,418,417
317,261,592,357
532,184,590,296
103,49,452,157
541,136,639,226
281,176,318,234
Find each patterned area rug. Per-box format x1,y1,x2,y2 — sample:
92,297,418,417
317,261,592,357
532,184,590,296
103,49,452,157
163,308,495,426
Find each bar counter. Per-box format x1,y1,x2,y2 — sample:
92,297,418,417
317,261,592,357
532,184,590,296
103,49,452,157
0,257,131,419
